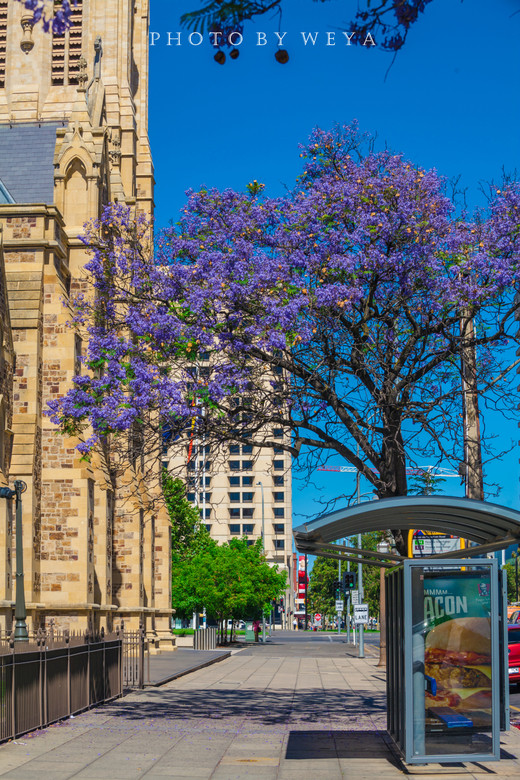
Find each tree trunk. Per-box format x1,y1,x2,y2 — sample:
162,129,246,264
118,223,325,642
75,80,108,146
460,316,484,500
379,412,409,557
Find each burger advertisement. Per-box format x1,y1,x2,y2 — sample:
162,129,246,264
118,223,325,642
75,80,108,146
421,573,493,729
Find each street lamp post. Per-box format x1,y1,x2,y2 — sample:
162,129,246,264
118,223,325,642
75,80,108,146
0,481,29,641
376,540,390,667
355,466,365,659
256,481,266,643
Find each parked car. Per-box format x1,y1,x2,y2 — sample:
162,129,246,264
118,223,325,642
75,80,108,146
226,620,245,630
509,610,520,624
508,625,520,687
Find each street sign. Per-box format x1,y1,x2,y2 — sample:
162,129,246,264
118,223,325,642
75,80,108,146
351,590,359,605
335,599,344,613
411,530,461,557
314,613,321,621
353,604,369,624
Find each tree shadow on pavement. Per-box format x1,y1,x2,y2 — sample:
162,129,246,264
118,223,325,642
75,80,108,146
286,730,401,766
98,687,387,726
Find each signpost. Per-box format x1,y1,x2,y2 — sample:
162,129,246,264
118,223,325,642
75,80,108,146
351,590,360,605
335,599,344,613
354,604,369,625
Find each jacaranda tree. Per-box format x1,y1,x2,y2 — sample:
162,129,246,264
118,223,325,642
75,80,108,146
48,123,520,554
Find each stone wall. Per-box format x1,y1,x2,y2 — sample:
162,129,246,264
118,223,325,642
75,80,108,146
0,1,172,639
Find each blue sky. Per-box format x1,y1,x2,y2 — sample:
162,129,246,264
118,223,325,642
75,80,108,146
148,0,520,520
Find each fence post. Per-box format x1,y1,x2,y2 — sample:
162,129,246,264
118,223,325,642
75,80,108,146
37,629,44,729
9,633,15,739
101,626,105,702
65,629,71,717
138,623,144,690
86,628,90,709
116,625,123,696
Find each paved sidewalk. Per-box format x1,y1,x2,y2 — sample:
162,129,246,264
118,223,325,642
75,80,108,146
0,642,518,779
146,649,232,686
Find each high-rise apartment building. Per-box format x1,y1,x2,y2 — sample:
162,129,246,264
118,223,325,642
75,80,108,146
165,435,294,622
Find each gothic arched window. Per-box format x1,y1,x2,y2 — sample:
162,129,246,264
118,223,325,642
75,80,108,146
64,158,89,227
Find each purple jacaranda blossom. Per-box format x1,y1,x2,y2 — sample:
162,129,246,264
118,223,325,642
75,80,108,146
48,124,520,511
15,0,78,34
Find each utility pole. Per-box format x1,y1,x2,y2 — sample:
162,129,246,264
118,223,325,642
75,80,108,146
461,314,484,501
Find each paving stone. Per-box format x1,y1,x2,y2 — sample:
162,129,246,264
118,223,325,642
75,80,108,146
0,636,517,779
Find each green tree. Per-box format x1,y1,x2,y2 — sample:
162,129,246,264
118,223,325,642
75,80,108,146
162,469,204,558
307,557,338,621
346,532,387,620
409,469,448,496
171,537,287,642
504,561,520,603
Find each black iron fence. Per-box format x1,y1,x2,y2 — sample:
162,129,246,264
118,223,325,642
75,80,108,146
0,628,122,743
121,625,150,689
0,623,156,744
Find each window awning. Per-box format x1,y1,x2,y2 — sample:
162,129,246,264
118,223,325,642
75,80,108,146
292,496,520,567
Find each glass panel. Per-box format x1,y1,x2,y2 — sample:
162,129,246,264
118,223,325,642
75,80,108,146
411,565,494,759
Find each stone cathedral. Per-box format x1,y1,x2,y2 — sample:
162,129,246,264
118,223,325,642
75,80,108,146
0,1,172,638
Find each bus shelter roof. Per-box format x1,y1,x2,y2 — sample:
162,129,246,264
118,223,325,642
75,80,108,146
292,496,520,568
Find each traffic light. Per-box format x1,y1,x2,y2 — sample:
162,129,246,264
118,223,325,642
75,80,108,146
343,571,357,593
332,580,343,599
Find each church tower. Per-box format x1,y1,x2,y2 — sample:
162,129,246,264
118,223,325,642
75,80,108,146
0,1,172,639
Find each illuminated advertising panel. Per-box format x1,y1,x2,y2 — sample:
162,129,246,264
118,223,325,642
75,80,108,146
405,560,500,764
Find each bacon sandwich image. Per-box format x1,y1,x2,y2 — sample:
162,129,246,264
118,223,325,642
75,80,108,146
424,616,492,713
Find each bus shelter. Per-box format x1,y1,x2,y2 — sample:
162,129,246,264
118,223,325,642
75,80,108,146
293,496,520,765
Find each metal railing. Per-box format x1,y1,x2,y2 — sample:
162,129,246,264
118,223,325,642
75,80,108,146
194,627,216,650
0,628,122,744
121,624,149,689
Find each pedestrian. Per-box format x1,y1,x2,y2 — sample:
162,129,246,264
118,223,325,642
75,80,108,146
292,617,297,631
252,619,260,642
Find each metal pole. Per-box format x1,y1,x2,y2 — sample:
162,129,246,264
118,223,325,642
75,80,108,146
346,552,351,644
515,545,520,601
356,463,364,658
377,541,389,667
201,407,207,629
305,554,308,631
338,552,341,635
257,481,266,643
13,481,28,642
